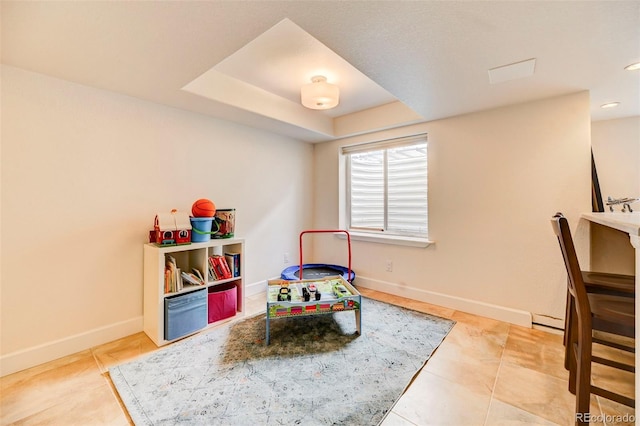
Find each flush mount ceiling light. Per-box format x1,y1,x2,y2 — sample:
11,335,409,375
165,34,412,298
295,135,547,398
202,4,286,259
301,75,339,110
600,102,620,109
624,62,640,71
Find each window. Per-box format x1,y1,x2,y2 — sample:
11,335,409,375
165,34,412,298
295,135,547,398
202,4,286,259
342,134,428,242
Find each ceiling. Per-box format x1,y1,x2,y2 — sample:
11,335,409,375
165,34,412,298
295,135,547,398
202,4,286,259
2,1,639,143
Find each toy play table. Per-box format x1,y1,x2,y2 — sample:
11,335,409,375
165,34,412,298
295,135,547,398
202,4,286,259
265,276,361,345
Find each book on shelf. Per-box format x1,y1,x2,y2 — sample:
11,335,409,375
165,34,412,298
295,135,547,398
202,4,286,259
217,255,232,279
208,256,215,281
218,255,232,278
165,255,179,293
165,255,205,292
224,252,241,277
181,270,204,286
209,255,232,280
192,268,205,283
176,268,183,292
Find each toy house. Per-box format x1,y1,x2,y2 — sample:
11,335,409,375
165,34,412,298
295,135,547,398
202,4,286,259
154,210,192,246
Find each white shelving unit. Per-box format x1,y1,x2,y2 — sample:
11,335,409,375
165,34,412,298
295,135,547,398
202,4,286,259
143,238,244,346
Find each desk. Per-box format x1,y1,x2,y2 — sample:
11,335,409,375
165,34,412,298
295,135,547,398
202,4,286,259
581,212,639,405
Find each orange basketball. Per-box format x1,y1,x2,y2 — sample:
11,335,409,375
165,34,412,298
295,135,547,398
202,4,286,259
191,199,216,217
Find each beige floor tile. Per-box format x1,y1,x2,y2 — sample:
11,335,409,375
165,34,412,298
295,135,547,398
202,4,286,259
591,362,634,401
492,361,601,426
451,311,511,331
484,399,561,425
423,337,501,394
380,411,418,426
596,397,635,426
245,292,267,313
357,288,414,307
9,382,129,426
392,370,492,426
588,340,635,408
91,332,158,373
398,298,457,319
501,325,567,380
434,320,508,361
0,351,106,425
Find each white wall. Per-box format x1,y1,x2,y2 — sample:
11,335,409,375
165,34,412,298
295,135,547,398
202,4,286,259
591,116,640,203
589,116,640,275
313,92,592,326
0,65,314,375
0,65,596,375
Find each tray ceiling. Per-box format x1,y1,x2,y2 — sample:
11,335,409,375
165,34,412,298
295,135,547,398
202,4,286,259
2,1,638,142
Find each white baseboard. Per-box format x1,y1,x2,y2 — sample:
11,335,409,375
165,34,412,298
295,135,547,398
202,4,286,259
355,276,532,328
531,313,564,330
245,278,271,297
2,279,273,377
0,317,143,377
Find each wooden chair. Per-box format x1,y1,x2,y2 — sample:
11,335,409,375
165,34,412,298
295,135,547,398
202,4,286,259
553,213,634,370
559,215,633,300
550,213,634,425
581,270,635,296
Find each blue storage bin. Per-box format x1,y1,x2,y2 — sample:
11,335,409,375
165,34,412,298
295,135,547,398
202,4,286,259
164,289,207,340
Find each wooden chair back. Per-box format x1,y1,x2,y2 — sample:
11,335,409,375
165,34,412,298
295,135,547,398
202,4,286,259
550,213,592,334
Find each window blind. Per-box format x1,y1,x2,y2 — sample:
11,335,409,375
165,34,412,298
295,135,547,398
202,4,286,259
344,134,428,236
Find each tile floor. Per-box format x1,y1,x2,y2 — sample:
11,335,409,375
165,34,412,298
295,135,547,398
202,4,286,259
0,288,634,426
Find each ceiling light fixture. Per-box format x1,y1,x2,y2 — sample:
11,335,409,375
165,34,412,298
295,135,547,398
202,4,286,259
600,102,620,109
624,62,640,71
301,75,339,110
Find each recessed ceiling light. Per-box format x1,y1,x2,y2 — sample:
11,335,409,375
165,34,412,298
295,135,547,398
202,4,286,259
600,102,620,109
624,62,640,71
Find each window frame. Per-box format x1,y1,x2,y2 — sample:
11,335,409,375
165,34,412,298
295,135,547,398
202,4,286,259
339,133,432,247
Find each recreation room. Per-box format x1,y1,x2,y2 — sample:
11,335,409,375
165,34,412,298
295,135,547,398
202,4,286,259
1,1,638,425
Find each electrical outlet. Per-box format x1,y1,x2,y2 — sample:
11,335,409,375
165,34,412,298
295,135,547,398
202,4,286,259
283,252,290,264
385,260,393,272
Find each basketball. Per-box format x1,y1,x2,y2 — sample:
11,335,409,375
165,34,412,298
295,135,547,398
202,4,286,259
191,199,216,217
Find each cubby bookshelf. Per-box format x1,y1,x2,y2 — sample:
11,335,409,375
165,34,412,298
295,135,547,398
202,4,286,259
143,238,244,346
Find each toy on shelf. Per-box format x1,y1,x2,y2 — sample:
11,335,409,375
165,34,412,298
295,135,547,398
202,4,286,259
213,209,235,239
190,198,221,242
152,209,192,246
192,198,216,217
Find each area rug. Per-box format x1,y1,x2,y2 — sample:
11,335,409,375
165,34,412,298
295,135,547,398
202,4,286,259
109,297,454,425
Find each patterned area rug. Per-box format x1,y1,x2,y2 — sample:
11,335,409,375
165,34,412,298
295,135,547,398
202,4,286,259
109,297,454,425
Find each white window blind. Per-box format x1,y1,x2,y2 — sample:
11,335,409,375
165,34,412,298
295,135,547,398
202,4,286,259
343,134,428,237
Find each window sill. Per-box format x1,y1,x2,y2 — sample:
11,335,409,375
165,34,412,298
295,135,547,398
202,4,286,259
336,232,433,247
